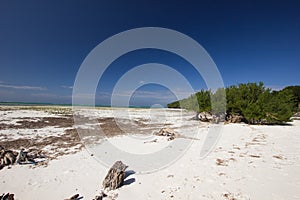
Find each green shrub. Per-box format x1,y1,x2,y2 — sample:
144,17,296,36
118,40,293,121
167,82,297,124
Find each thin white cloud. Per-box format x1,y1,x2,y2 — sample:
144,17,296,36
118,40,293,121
73,92,109,98
0,90,14,96
0,83,47,90
31,93,72,102
265,85,286,91
111,90,176,100
112,89,193,100
61,85,73,89
31,93,58,98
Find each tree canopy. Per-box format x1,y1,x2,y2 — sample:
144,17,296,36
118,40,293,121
167,82,299,124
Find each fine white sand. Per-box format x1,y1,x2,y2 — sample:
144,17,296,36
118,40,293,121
0,107,299,199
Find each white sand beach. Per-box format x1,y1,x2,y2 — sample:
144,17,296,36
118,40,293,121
0,106,299,199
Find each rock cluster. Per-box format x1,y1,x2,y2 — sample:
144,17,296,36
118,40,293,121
196,112,214,122
225,114,245,123
155,127,179,141
196,112,226,123
292,112,300,120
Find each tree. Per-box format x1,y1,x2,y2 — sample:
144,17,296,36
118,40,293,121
282,86,300,111
211,88,226,115
167,82,297,124
196,90,211,112
167,101,180,108
262,89,295,123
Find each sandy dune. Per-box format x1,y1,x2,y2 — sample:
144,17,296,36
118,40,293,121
0,106,299,199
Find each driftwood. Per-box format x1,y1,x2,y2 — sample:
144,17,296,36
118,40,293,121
16,149,36,165
102,161,128,191
0,193,14,200
0,147,38,170
0,148,17,170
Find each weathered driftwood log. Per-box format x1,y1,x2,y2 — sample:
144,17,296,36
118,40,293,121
16,149,36,165
0,193,14,200
0,149,17,169
102,161,128,190
0,147,39,170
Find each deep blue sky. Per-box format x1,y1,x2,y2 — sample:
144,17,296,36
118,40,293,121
0,0,299,106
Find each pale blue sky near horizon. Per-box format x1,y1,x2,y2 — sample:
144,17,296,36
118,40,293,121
0,0,299,106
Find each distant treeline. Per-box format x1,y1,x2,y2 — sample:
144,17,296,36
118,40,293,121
167,83,300,124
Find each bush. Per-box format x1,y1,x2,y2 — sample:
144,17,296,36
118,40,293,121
167,82,297,124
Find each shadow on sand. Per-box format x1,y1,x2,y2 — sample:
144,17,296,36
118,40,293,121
123,170,136,186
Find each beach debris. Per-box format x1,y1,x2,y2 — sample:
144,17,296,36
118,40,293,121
64,194,81,200
246,134,267,147
155,128,179,141
222,192,236,200
249,154,261,158
222,192,249,200
155,127,198,141
0,146,17,170
0,147,40,170
92,191,107,200
216,158,236,166
102,161,128,191
92,195,103,200
216,158,228,166
0,193,14,200
273,155,286,160
195,112,225,123
0,150,16,167
16,148,37,165
144,139,157,144
225,114,244,123
92,196,102,200
292,112,300,120
196,112,214,122
167,174,174,178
